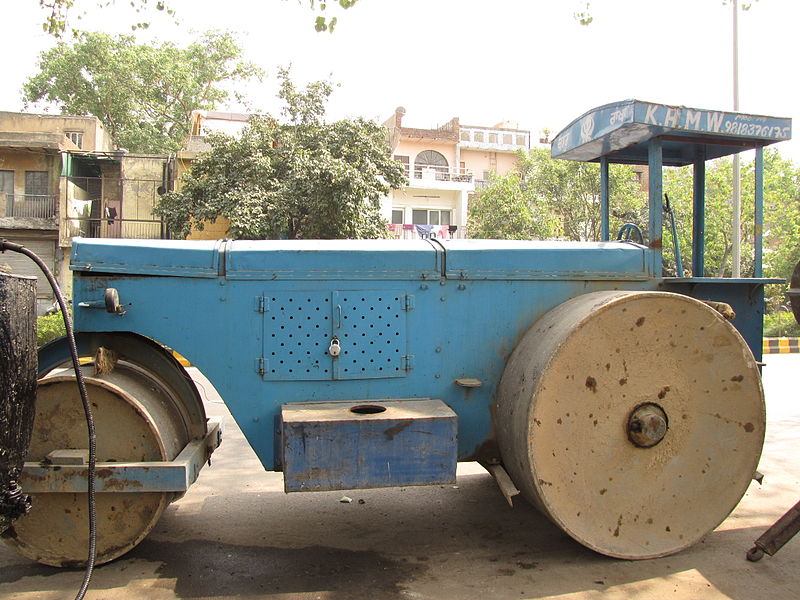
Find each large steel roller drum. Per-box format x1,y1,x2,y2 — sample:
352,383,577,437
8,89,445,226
496,291,765,559
4,361,191,566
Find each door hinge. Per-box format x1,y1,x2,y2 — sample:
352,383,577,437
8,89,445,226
255,295,267,313
401,354,415,371
256,357,266,377
403,294,415,311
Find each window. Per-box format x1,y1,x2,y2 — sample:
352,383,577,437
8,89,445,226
488,133,498,144
65,131,84,149
414,150,449,180
474,131,484,143
460,131,471,141
516,134,526,146
0,170,13,197
25,171,49,198
412,209,451,226
503,134,512,145
394,155,410,176
391,209,404,224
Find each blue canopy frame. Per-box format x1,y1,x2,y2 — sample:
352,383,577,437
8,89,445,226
551,99,792,278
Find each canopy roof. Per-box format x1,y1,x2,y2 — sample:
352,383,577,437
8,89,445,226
551,99,791,166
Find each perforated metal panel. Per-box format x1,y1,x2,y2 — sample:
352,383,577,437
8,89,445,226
333,291,407,380
264,292,333,380
262,290,409,381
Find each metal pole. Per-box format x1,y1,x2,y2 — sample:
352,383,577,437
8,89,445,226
732,0,741,277
600,157,609,241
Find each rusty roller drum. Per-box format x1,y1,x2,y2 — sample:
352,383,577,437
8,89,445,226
496,291,765,559
4,360,191,566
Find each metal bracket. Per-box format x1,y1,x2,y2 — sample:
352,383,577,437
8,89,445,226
20,418,222,493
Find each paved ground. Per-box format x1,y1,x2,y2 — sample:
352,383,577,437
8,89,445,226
1,355,798,599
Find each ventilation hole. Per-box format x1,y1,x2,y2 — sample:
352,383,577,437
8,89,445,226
378,297,382,301
350,404,386,415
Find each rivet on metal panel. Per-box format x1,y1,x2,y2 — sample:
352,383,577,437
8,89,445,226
420,284,429,290
458,284,466,291
440,296,446,302
435,347,442,353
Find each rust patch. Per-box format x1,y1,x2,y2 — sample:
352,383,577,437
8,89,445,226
635,317,646,327
557,418,563,424
657,386,670,399
613,515,623,537
731,375,744,382
383,421,411,441
599,488,607,495
743,422,755,433
605,363,611,371
619,378,628,386
585,376,598,393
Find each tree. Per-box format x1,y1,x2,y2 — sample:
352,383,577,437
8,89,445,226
155,69,407,240
468,151,560,240
22,31,261,153
36,0,359,37
469,148,645,242
662,149,800,281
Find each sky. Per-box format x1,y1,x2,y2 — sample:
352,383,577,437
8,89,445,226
3,0,800,160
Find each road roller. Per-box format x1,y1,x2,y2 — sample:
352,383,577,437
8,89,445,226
5,100,791,565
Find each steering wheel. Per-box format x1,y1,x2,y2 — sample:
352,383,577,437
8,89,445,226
616,223,644,244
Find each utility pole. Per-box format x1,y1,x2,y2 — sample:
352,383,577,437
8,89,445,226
731,0,741,277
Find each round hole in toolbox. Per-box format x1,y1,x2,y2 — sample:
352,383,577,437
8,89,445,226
350,404,387,415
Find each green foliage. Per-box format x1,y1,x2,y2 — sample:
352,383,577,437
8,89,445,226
468,148,646,241
467,151,560,240
763,311,800,338
23,30,262,153
37,0,358,37
662,149,800,281
156,69,407,240
37,311,67,346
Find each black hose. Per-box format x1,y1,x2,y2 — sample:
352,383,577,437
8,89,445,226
0,239,96,600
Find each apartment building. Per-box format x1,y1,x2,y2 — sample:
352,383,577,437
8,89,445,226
382,107,531,240
0,112,169,311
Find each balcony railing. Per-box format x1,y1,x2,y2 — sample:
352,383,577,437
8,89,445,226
411,166,473,183
69,217,168,240
5,194,57,219
387,224,467,240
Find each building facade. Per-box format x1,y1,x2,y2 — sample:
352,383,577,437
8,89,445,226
0,112,169,312
382,107,532,240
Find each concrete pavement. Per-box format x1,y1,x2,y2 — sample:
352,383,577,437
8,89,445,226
1,355,798,599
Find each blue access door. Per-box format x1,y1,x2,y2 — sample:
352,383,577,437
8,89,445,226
261,290,410,380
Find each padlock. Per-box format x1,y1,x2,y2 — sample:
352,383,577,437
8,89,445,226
328,337,341,357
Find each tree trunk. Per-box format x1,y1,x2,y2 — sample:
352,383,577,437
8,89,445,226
0,273,37,533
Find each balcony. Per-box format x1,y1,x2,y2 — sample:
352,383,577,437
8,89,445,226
387,224,467,240
68,217,169,240
5,194,57,219
405,166,474,193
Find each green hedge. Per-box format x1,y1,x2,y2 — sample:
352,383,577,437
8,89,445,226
37,311,67,346
763,311,800,338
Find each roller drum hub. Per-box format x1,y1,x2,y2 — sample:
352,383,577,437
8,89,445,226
496,291,765,559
